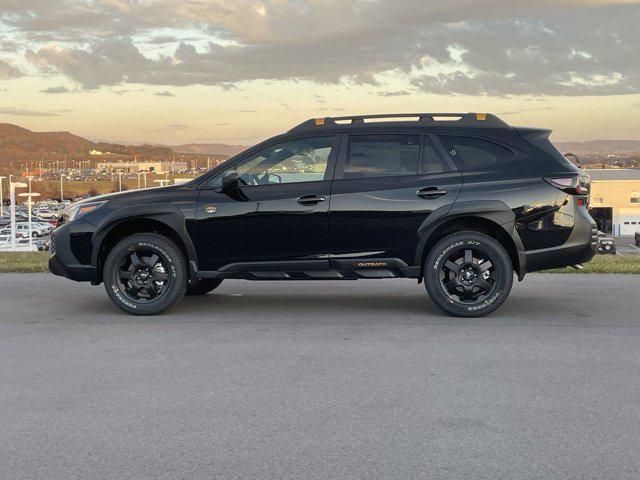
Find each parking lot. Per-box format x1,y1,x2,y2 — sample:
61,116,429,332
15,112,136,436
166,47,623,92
1,273,640,479
615,236,640,255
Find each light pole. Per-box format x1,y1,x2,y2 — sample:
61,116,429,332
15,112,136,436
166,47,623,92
18,191,40,249
0,175,5,218
9,181,27,249
117,172,123,192
60,173,64,201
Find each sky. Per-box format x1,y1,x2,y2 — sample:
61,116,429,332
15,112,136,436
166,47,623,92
1,0,640,145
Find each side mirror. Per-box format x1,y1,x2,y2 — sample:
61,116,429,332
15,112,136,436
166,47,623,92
219,170,239,192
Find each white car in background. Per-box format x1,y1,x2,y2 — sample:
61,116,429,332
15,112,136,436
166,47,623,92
15,223,49,237
35,209,57,220
32,221,54,234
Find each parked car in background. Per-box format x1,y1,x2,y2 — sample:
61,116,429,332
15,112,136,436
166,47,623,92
50,112,598,317
0,227,27,238
35,209,57,220
33,238,50,251
0,237,38,251
597,231,616,254
32,221,54,234
14,223,48,237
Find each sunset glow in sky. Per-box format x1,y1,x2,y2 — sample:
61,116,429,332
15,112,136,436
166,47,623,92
1,0,640,145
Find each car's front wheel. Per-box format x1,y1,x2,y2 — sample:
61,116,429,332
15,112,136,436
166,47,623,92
103,233,187,315
424,231,513,318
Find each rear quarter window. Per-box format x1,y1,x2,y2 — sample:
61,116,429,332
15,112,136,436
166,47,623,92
438,135,519,171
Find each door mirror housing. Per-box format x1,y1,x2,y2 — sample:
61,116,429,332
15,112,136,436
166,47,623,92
219,170,239,192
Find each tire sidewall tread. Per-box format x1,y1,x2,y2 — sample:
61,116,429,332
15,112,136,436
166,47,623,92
103,233,187,315
424,231,513,318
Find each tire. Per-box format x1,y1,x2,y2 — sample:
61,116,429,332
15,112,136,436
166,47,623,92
424,231,513,318
186,279,223,296
103,233,187,315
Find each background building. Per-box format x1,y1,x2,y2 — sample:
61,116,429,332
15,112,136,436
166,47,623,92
587,169,640,235
96,161,188,174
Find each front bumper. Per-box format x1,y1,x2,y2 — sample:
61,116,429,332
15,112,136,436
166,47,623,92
49,221,98,282
525,206,598,272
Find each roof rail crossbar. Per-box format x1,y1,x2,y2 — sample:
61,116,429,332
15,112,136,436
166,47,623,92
289,112,508,132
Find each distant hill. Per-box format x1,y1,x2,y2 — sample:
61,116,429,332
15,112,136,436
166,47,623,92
0,123,94,164
553,140,640,154
172,143,249,157
0,123,245,170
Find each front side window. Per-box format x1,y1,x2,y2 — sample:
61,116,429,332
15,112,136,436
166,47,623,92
216,137,334,186
343,134,420,179
439,135,517,170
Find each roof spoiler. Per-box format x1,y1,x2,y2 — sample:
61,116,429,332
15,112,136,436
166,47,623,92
515,127,552,141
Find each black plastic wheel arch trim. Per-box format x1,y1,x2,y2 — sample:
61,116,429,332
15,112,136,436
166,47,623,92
414,200,527,281
90,204,199,282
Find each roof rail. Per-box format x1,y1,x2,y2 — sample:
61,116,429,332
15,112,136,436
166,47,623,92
289,112,508,132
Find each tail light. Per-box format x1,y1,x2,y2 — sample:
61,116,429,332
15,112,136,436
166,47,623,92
544,173,590,195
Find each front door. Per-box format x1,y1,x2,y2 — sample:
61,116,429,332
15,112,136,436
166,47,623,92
192,135,339,271
329,133,462,267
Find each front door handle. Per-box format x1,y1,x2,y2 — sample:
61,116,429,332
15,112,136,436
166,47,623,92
297,194,326,205
417,187,447,199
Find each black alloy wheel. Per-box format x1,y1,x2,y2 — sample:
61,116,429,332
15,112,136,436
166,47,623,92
103,233,187,315
116,249,171,303
439,247,496,304
424,231,513,318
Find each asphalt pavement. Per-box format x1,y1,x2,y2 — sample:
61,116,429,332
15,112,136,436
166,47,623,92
1,273,640,480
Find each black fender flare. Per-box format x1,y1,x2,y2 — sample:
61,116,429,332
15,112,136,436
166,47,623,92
90,204,198,280
414,200,527,280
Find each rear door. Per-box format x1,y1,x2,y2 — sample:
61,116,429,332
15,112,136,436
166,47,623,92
328,133,462,267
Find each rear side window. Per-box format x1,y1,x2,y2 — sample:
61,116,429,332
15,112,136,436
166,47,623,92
438,135,516,170
421,136,450,174
344,134,419,179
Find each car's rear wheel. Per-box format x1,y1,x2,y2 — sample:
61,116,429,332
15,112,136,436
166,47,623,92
186,279,223,296
103,233,187,315
424,231,513,318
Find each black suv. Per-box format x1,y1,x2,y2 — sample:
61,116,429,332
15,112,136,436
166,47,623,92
50,113,597,317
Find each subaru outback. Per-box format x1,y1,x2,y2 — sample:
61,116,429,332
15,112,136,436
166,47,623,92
49,113,597,317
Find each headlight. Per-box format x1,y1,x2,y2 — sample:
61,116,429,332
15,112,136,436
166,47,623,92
61,201,107,223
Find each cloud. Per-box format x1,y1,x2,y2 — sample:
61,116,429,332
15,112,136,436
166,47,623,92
40,85,70,94
0,107,69,116
11,1,640,96
154,90,175,96
374,90,412,97
154,123,190,131
497,107,555,115
0,59,22,79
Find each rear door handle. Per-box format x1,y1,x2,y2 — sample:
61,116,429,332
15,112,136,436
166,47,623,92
417,187,447,199
297,194,326,205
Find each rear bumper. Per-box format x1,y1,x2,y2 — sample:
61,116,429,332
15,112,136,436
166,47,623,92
48,222,98,282
525,207,598,272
